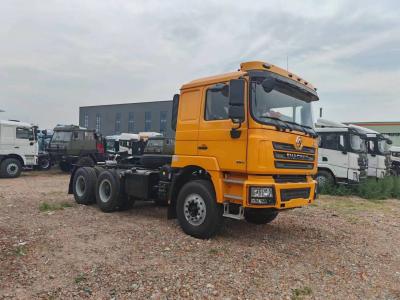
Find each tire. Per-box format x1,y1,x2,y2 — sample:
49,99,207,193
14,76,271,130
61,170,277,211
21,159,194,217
38,157,51,170
95,170,124,212
77,156,95,167
316,170,334,188
0,158,22,178
59,161,72,172
72,167,97,205
176,180,223,239
244,209,278,225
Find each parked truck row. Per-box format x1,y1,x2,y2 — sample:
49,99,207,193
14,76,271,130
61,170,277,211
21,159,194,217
315,119,393,187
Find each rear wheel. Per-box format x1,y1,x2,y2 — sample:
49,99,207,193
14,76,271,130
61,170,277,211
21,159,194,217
316,170,334,188
72,167,97,204
0,158,22,178
244,209,278,225
96,170,123,212
176,180,223,239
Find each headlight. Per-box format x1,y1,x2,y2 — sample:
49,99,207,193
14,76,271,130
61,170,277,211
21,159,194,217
249,187,275,205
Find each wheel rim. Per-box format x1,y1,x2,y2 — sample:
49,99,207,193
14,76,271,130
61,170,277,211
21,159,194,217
183,193,207,226
41,159,50,169
317,175,328,187
7,163,19,176
75,175,86,197
99,179,112,203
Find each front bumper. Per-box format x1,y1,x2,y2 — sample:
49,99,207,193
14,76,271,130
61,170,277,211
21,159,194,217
224,175,317,210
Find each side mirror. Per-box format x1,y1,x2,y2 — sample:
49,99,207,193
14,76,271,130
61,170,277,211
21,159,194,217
261,77,276,93
228,79,245,123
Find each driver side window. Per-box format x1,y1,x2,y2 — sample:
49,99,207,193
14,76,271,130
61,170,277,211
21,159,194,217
205,85,229,121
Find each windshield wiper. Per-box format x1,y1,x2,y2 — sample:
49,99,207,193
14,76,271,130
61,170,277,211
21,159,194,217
259,116,293,132
283,120,317,137
260,116,317,137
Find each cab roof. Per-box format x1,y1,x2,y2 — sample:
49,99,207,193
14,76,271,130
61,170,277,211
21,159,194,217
181,61,317,91
0,119,33,128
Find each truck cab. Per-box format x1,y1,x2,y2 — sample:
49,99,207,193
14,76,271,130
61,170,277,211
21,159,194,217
69,61,320,238
118,133,140,155
349,125,392,178
48,125,104,172
315,119,368,187
0,120,38,178
390,146,400,176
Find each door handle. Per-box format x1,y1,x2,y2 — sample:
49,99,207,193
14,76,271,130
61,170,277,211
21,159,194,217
14,146,19,149
322,157,328,162
198,144,208,150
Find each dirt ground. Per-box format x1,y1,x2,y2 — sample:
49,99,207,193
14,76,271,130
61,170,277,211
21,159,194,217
0,171,399,300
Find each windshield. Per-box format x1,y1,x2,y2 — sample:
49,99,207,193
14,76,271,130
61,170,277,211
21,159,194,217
52,131,72,142
350,134,366,152
377,139,390,154
251,80,314,129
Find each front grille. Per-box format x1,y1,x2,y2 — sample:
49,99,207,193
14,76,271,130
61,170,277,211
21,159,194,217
273,142,315,154
274,175,307,183
275,161,314,169
281,188,310,202
274,151,314,162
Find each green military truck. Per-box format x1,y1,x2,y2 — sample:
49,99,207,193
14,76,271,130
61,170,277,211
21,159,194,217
47,125,105,172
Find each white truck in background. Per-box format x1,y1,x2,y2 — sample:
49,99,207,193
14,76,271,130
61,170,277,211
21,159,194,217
348,125,392,179
390,146,400,176
0,120,39,178
315,119,368,187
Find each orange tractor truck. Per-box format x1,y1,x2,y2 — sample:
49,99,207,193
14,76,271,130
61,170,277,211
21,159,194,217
69,61,320,239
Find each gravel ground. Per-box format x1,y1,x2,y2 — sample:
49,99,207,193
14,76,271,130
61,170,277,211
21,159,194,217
0,171,399,300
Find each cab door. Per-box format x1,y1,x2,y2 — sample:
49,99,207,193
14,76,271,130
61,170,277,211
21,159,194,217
319,133,348,179
15,127,37,157
197,82,247,172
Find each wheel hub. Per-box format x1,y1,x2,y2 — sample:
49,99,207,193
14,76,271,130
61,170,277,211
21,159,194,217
183,194,206,226
99,179,112,203
7,163,18,176
75,175,86,197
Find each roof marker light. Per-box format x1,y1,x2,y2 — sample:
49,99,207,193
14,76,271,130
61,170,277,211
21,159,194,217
263,63,272,69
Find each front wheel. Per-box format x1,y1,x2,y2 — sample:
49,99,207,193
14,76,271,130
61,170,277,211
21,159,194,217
244,209,278,225
176,180,223,239
0,158,22,178
316,170,334,189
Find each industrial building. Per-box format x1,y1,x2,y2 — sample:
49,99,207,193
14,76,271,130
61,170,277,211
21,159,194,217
347,122,400,146
79,100,173,137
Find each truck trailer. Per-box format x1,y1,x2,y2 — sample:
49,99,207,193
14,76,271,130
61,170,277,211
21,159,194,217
69,61,320,238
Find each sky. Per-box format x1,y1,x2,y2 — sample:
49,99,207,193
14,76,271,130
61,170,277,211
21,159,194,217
0,0,399,128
